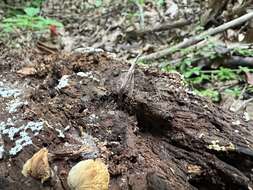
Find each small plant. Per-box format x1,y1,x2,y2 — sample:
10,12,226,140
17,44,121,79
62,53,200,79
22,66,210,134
160,42,253,102
95,0,103,7
216,67,237,81
195,89,220,102
0,7,63,33
156,0,165,6
224,87,242,98
232,48,253,57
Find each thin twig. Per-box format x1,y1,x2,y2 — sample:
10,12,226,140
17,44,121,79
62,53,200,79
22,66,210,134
132,19,190,36
139,12,253,62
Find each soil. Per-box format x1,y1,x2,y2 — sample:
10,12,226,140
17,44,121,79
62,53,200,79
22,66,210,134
0,46,252,190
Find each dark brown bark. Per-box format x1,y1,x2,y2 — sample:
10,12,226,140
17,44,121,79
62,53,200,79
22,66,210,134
0,49,252,190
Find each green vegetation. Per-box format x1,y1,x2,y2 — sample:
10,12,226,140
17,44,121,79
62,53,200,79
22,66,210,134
160,41,253,102
0,7,63,33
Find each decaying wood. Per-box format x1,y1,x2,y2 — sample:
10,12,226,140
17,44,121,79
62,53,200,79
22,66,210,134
116,69,253,189
0,50,252,190
139,12,253,62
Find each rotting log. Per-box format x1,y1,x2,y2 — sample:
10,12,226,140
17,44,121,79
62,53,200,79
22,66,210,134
0,49,252,190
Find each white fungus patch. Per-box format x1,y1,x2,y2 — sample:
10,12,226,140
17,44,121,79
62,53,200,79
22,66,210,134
56,75,70,89
0,82,22,98
55,128,65,138
77,72,100,82
0,145,4,159
80,133,99,159
7,98,28,113
0,81,28,113
74,47,104,53
243,112,250,121
88,114,99,123
0,120,44,156
232,120,241,126
0,81,45,156
64,125,71,131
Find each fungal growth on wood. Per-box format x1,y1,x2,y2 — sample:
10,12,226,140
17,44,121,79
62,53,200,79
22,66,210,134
0,50,252,190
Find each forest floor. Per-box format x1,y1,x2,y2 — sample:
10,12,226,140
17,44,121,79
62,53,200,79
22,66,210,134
0,0,253,190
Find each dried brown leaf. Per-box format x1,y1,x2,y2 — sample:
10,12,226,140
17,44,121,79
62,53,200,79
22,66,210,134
16,67,36,76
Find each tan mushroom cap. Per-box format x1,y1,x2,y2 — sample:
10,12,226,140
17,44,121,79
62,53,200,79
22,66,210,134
67,159,109,190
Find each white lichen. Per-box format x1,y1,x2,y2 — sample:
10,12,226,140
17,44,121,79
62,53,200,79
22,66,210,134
243,112,250,121
0,120,44,156
77,72,90,77
80,133,99,159
7,98,28,113
88,114,99,123
9,134,33,156
24,121,44,133
55,128,65,138
0,85,21,98
74,47,104,53
76,72,100,82
0,145,4,159
56,75,70,89
64,125,71,131
2,126,20,140
0,81,45,156
232,120,241,126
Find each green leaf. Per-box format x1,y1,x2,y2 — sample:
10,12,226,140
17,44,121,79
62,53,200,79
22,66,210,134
95,0,103,7
24,7,40,17
238,66,250,73
224,87,241,98
184,67,201,78
217,67,237,81
156,0,165,6
195,89,220,102
41,17,63,27
191,73,210,84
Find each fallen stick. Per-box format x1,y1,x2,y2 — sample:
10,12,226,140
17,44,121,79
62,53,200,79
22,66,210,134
139,12,253,62
130,19,190,36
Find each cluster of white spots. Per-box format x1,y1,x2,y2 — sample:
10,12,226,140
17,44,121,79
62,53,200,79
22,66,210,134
0,145,4,159
63,132,99,159
64,125,71,131
185,88,196,95
80,133,99,159
0,81,21,98
56,75,70,89
77,72,100,82
55,128,65,138
0,81,46,156
0,82,28,114
56,72,100,90
7,98,28,113
0,119,44,156
74,47,104,53
231,120,241,126
88,114,99,123
243,112,250,121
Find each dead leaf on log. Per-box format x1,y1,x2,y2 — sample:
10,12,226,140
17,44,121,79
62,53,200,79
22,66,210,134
67,159,109,190
16,67,37,76
22,148,51,183
187,164,202,174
